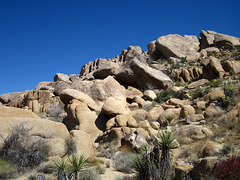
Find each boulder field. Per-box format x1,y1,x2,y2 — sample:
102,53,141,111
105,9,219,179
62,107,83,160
0,30,240,179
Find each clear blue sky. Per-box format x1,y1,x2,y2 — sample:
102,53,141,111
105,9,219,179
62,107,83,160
1,0,239,95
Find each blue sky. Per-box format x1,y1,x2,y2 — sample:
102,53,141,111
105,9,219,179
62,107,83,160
0,0,239,95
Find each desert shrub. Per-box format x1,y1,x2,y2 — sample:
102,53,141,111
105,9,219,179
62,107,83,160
223,82,237,97
0,123,50,170
37,161,55,174
47,102,65,119
211,79,222,87
190,86,211,99
155,90,181,103
175,81,183,87
97,142,118,159
214,155,240,180
113,152,138,173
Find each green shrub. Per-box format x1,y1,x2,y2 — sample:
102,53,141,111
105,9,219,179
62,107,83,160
211,79,222,87
176,81,183,87
223,82,236,97
166,115,174,123
155,90,181,103
0,123,50,169
190,86,211,99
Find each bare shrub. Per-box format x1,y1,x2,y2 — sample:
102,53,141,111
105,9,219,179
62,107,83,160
47,102,65,119
113,152,138,173
0,122,50,170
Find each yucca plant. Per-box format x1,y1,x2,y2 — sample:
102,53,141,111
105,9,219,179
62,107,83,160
165,115,174,123
68,155,88,180
155,131,175,172
54,158,69,180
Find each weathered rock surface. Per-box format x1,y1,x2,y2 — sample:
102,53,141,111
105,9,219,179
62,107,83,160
70,130,95,160
174,125,213,144
0,105,39,118
89,76,126,106
202,56,225,80
101,97,130,117
54,73,71,83
60,88,100,111
156,34,200,60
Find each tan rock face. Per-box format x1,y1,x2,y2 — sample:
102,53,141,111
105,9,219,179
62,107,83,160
101,97,130,117
202,57,225,80
131,109,148,121
158,108,181,126
0,105,39,118
143,90,157,101
180,105,195,118
208,88,225,102
174,125,213,144
70,130,95,160
63,100,101,140
167,98,185,107
205,103,224,118
156,34,200,60
147,105,164,121
89,76,127,106
126,86,143,100
60,88,100,111
188,79,210,89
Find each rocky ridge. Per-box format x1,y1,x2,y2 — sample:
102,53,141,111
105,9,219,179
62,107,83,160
0,30,240,179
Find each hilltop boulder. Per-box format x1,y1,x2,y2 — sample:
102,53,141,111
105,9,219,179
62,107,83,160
156,34,200,60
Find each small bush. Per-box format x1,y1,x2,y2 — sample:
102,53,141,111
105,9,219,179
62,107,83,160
214,155,240,180
113,152,138,173
0,122,50,169
47,102,65,119
211,79,222,87
166,115,174,123
155,90,181,103
175,81,183,87
190,86,211,99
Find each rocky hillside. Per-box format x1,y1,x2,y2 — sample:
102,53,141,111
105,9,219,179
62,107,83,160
0,30,240,179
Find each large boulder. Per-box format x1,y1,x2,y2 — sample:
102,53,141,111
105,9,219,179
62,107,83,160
156,34,200,60
115,56,172,89
200,30,217,49
54,73,71,83
70,130,95,160
89,76,126,106
202,56,225,80
0,105,39,118
174,125,213,144
214,33,240,50
200,30,240,50
63,100,101,140
101,97,130,117
0,91,28,105
0,106,69,157
60,89,100,111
